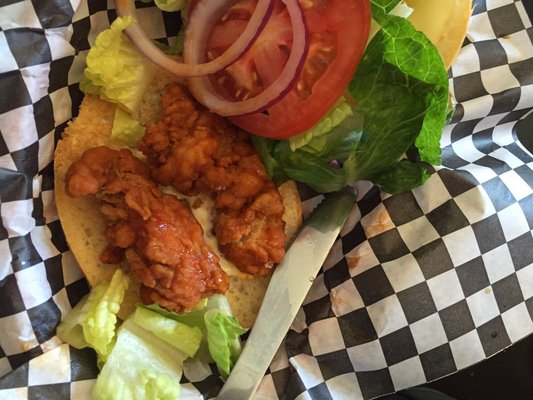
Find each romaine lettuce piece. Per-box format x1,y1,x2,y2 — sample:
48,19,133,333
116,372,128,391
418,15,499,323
80,16,155,114
92,319,186,400
132,306,202,358
56,269,130,361
111,108,145,147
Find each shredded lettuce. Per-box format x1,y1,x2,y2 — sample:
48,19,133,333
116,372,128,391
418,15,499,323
80,16,156,114
56,269,130,362
253,6,450,195
92,319,185,400
112,108,146,147
138,0,189,13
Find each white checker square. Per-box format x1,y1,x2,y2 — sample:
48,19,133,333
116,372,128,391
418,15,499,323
449,330,486,370
304,273,329,306
42,190,59,223
308,317,345,356
459,163,499,184
442,226,482,267
467,13,496,42
516,1,533,28
290,354,324,389
515,85,533,112
50,87,73,127
501,303,533,342
70,380,96,400
183,358,212,382
0,240,13,281
53,288,74,317
1,199,36,237
347,340,387,372
16,263,52,310
69,50,88,85
346,241,380,278
330,279,364,317
0,105,39,153
397,216,440,252
491,121,522,147
40,335,62,354
382,254,425,293
441,124,455,148
20,64,50,104
453,187,497,224
295,392,313,400
39,132,57,171
466,288,501,327
72,0,89,22
472,113,506,134
450,43,481,77
256,374,278,400
516,263,533,301
367,295,409,337
28,344,71,386
499,170,532,201
497,203,530,241
480,65,520,94
491,148,528,170
340,203,362,237
0,387,28,400
180,383,203,400
499,30,533,64
30,226,60,261
322,240,345,272
270,340,289,372
482,244,516,284
136,7,169,39
61,251,85,286
486,0,515,11
427,270,465,311
360,203,395,239
459,95,494,121
0,32,19,73
292,308,308,334
409,314,448,354
0,1,40,30
450,136,486,163
412,172,453,214
389,357,427,391
0,356,11,379
0,154,17,171
0,312,39,356
46,27,76,61
326,373,363,400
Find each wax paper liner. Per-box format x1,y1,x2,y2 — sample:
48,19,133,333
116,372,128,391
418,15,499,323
0,0,532,399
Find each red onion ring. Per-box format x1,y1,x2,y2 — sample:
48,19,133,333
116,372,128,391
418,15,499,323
114,0,273,77
186,0,309,116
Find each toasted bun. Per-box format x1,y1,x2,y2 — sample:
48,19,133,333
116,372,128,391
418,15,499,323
54,72,302,327
406,0,472,69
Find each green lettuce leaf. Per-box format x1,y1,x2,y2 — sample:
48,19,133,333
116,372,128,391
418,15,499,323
92,319,185,400
112,108,146,147
80,16,155,114
56,269,130,361
370,0,403,23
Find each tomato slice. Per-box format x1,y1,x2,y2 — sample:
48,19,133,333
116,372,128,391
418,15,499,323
199,0,371,138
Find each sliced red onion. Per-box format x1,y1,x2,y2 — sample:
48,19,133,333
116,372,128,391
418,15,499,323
114,0,273,77
186,0,309,116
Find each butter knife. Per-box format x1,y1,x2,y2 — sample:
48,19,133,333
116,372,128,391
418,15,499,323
217,189,357,400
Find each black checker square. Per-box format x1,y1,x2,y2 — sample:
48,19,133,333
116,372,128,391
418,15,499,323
514,165,533,189
161,9,182,37
4,28,52,69
436,169,479,198
396,282,438,324
316,349,353,381
491,274,524,313
477,315,512,357
323,258,351,291
0,361,28,389
0,274,26,317
490,86,521,116
87,0,109,14
11,142,39,177
456,256,491,298
471,129,497,155
519,194,533,229
44,255,64,295
70,16,91,52
48,56,74,93
69,347,98,381
28,383,70,400
356,369,395,400
32,196,44,226
31,0,74,29
65,278,89,307
472,214,506,254
475,155,513,176
488,3,527,38
482,176,517,211
473,39,508,69
270,368,291,398
441,147,470,169
8,233,43,272
341,222,366,254
413,238,455,280
352,266,395,306
508,232,533,271
0,169,32,202
48,219,69,253
383,191,424,226
426,199,470,237
379,326,418,366
439,299,476,341
419,343,457,382
452,72,488,103
7,346,43,372
33,95,55,138
27,297,61,343
505,141,533,164
450,119,481,143
367,229,410,264
302,295,334,324
0,70,32,114
509,58,533,86
337,307,378,347
307,382,333,400
357,186,383,218
0,131,9,157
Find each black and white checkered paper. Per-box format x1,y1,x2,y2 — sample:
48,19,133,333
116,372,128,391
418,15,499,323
0,0,532,399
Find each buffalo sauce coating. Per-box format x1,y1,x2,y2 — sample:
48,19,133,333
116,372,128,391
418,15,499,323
65,146,229,313
138,83,286,276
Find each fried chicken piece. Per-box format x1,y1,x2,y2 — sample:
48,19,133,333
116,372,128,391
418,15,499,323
65,146,229,313
138,83,286,276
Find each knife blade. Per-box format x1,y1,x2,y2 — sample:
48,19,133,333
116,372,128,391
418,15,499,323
217,189,357,400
